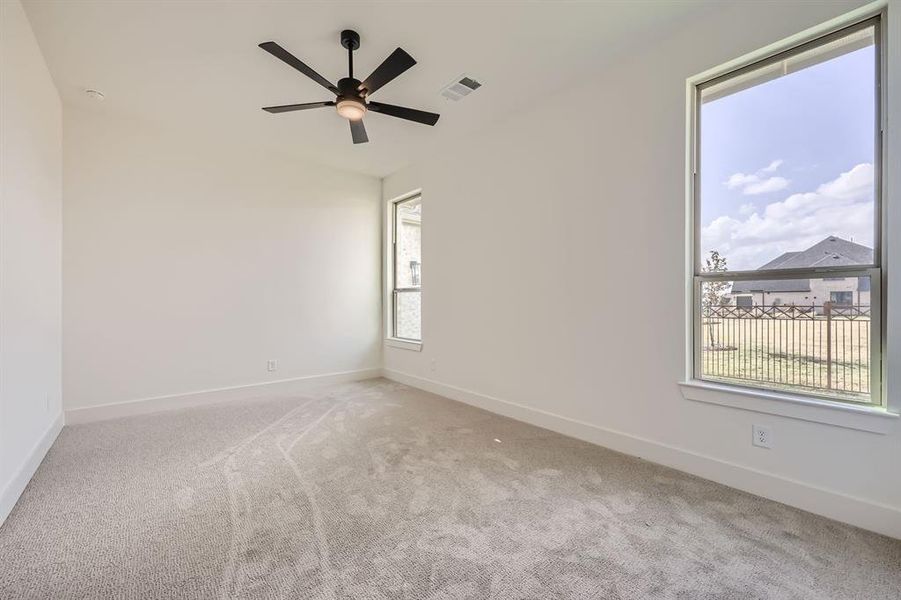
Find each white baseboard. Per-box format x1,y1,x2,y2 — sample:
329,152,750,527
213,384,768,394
65,368,382,425
382,369,901,540
0,412,64,527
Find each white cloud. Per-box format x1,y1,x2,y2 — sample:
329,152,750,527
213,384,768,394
724,159,789,195
703,163,874,271
725,172,760,189
743,176,790,195
738,203,756,216
761,159,783,173
817,163,872,200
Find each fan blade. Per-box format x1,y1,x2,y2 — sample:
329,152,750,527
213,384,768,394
368,101,440,126
358,48,416,96
262,101,335,114
349,119,369,144
259,42,339,94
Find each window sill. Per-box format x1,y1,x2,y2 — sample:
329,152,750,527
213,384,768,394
385,338,422,352
678,380,898,434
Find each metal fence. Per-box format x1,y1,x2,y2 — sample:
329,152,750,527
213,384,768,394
700,302,871,399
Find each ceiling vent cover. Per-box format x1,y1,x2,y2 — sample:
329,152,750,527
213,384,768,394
441,75,482,101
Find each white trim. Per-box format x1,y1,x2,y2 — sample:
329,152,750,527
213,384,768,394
64,369,381,425
385,188,424,206
0,412,64,527
385,338,422,352
687,1,887,88
679,380,898,434
385,189,423,345
882,0,900,416
382,368,901,540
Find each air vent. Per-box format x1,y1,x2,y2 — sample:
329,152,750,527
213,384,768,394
440,75,482,101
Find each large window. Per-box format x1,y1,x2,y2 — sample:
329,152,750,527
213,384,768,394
391,194,422,342
692,18,882,405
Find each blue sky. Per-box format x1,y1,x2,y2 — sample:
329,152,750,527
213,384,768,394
700,44,876,272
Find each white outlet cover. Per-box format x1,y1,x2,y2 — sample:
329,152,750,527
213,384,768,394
267,360,278,372
752,425,773,449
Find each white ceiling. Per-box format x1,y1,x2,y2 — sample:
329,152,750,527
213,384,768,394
23,0,709,178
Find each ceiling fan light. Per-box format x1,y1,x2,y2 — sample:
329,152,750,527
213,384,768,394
336,98,366,121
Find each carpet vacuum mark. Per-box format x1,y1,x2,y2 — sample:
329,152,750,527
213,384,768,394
0,379,899,599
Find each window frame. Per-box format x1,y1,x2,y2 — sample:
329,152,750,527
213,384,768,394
388,192,422,346
689,15,885,407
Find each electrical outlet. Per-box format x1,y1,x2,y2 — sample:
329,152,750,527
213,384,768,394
752,425,772,449
267,359,278,372
430,359,437,372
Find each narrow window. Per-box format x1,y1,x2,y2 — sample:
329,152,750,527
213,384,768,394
392,195,422,342
693,17,882,405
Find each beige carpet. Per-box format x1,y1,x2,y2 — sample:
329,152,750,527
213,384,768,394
0,379,899,599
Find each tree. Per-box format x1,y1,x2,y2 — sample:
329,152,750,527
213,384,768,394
702,250,729,348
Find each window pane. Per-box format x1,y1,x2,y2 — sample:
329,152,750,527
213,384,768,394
394,290,421,341
699,25,876,273
699,276,873,402
395,197,421,288
393,195,421,342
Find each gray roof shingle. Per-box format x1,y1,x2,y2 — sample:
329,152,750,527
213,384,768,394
731,236,872,294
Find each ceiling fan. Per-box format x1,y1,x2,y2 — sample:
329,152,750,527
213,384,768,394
259,30,440,144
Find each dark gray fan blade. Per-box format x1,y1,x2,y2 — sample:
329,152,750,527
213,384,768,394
368,101,440,126
259,42,339,94
262,101,335,114
350,119,369,144
358,48,416,96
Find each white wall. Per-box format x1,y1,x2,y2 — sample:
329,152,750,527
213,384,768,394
0,0,64,522
63,107,381,411
383,0,901,536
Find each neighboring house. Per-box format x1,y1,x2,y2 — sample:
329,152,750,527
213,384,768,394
728,236,872,310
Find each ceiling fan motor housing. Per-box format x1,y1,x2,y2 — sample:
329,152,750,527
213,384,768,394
337,77,364,99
